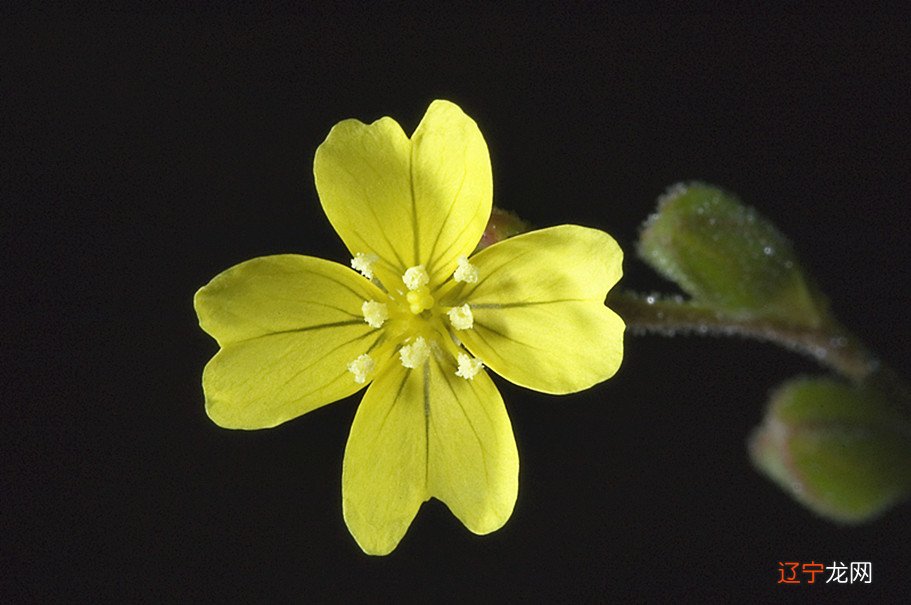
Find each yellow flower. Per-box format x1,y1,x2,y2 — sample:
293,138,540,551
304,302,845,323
194,100,625,555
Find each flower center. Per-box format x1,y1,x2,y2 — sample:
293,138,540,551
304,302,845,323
347,254,485,382
406,286,435,314
402,264,435,314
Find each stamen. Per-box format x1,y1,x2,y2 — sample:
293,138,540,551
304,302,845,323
361,300,388,328
447,304,474,330
350,252,379,279
399,337,430,369
453,256,479,283
402,265,430,291
455,352,483,380
347,353,375,384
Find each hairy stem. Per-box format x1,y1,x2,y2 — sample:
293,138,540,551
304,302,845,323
609,289,879,383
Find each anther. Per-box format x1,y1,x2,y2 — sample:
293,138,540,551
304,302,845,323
347,353,375,384
399,337,430,368
351,252,379,279
453,256,479,284
455,352,483,380
402,265,430,291
447,304,474,330
361,300,388,328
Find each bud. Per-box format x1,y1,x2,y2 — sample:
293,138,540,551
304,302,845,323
637,182,828,328
476,207,531,250
749,377,911,524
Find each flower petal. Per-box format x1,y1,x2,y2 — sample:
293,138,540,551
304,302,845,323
195,255,389,429
342,361,427,555
450,225,625,394
313,115,414,280
426,357,518,535
342,353,518,554
313,100,492,284
411,100,493,282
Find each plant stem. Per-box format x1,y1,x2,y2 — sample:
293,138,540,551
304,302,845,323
609,289,880,383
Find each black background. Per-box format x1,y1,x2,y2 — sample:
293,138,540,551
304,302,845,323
5,7,910,602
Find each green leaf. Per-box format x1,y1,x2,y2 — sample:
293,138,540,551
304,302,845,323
638,182,828,328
